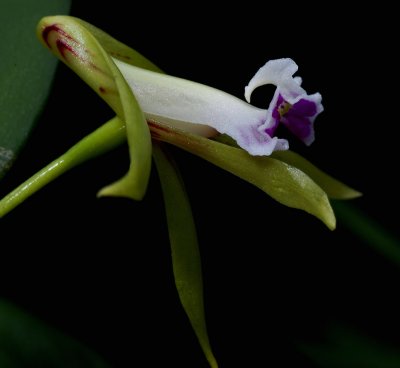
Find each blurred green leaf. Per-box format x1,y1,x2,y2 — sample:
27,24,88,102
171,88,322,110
153,143,218,368
0,0,71,179
332,201,400,266
298,324,400,368
0,299,110,368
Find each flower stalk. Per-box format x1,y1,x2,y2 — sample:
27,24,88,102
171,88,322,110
0,116,125,217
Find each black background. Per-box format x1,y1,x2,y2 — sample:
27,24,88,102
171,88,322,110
0,2,398,367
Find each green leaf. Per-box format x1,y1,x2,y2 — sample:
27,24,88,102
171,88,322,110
153,143,218,368
271,151,362,199
0,299,110,368
150,122,336,230
36,16,152,200
0,0,71,179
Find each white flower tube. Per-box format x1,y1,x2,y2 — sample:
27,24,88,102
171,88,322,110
113,58,323,156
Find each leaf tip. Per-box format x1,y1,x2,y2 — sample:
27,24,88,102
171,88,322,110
343,189,363,200
326,213,337,231
321,200,336,231
97,176,145,201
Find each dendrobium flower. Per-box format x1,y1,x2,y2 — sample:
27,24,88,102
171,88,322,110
113,57,323,156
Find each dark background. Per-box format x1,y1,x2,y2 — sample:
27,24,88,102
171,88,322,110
0,2,398,367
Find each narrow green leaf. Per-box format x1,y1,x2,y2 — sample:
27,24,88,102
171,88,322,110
150,122,336,229
272,150,362,199
36,16,151,200
0,299,110,368
0,0,71,179
153,143,218,368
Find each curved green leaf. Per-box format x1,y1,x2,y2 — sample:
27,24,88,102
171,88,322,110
150,121,336,230
0,0,71,179
272,150,361,199
0,299,110,368
36,16,151,200
153,143,218,368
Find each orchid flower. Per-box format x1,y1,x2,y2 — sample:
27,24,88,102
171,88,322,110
0,15,360,368
113,56,323,156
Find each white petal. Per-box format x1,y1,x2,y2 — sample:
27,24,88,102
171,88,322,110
245,58,306,105
114,58,283,156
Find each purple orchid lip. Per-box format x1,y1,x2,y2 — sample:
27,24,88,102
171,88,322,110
281,97,318,145
246,58,324,147
266,94,321,145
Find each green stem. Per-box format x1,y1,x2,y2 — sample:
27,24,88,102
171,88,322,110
0,116,125,217
333,201,400,266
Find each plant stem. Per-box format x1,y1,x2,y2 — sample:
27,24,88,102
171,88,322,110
0,116,125,217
